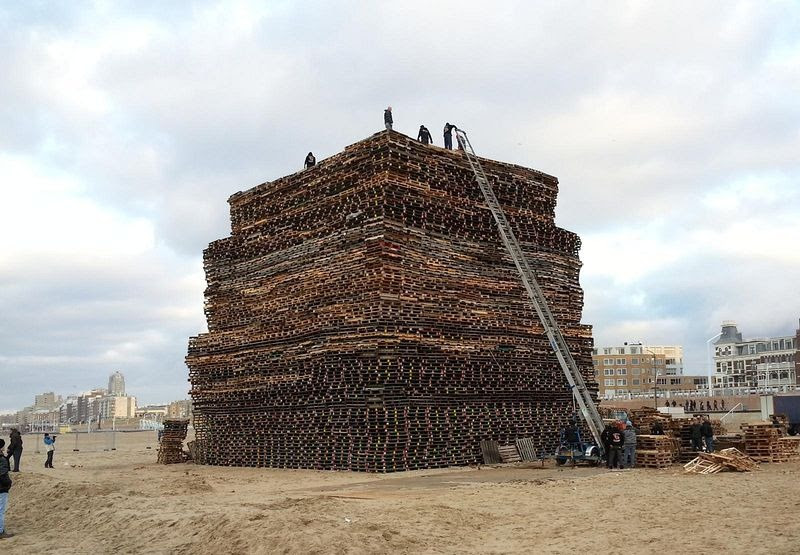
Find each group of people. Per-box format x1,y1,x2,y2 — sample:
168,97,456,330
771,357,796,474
303,108,462,170
690,415,716,452
665,398,724,412
0,429,58,539
386,107,461,150
601,420,637,470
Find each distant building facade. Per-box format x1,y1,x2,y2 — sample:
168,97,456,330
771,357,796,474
593,343,701,400
98,395,137,419
108,371,126,396
167,400,193,419
713,321,798,391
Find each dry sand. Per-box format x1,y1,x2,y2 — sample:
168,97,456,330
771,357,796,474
3,430,799,554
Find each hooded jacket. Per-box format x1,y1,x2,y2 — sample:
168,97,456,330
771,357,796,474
623,427,637,446
8,430,22,452
0,454,11,493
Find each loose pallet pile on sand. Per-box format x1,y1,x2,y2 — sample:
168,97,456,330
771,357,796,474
684,448,759,474
186,130,596,472
157,419,189,464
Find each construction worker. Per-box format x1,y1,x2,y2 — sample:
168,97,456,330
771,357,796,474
701,416,714,452
384,107,393,130
417,125,432,145
443,122,455,149
600,423,614,468
561,418,581,453
304,152,316,169
651,419,665,435
608,421,625,470
623,421,637,468
690,416,703,452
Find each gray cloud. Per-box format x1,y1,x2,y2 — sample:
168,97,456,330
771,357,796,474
1,1,798,410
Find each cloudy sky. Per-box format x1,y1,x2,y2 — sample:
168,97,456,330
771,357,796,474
1,1,798,412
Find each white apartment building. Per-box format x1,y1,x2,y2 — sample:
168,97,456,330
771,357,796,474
713,321,797,390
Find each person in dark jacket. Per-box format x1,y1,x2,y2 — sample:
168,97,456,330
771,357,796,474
600,424,614,468
7,429,21,473
304,152,316,169
651,419,665,435
608,422,625,470
721,399,725,411
417,125,432,145
443,123,455,149
384,107,393,130
713,399,718,411
701,416,714,452
690,416,703,451
0,439,13,539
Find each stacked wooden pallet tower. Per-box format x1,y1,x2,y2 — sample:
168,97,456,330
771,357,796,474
186,130,597,472
157,419,189,464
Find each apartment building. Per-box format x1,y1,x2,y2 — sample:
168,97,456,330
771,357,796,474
592,343,702,399
713,321,798,390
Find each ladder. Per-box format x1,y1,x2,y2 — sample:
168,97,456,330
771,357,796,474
454,128,606,453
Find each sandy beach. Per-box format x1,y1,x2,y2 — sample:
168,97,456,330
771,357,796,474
2,430,799,554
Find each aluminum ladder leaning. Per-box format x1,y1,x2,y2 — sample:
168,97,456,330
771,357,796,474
454,128,606,454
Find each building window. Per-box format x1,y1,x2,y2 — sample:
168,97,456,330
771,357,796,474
616,368,627,375
617,379,627,386
632,379,640,385
656,378,667,385
605,379,615,386
604,369,614,376
616,358,625,365
617,348,625,355
670,378,681,385
604,358,612,365
631,358,640,365
603,348,612,355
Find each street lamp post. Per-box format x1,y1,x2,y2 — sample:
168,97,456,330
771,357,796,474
706,332,723,398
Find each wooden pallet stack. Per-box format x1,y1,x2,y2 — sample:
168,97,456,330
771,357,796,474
186,130,597,472
636,434,676,468
629,407,671,434
742,423,787,462
778,437,800,461
157,419,189,464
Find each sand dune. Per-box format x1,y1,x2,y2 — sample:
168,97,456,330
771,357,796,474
2,431,799,554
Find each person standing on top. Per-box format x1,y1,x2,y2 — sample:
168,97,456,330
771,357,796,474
443,122,455,149
384,107,393,130
304,152,316,169
43,434,56,469
7,429,21,473
417,125,432,145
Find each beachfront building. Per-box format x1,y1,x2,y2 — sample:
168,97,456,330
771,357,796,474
98,395,137,419
592,344,697,399
713,321,798,391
